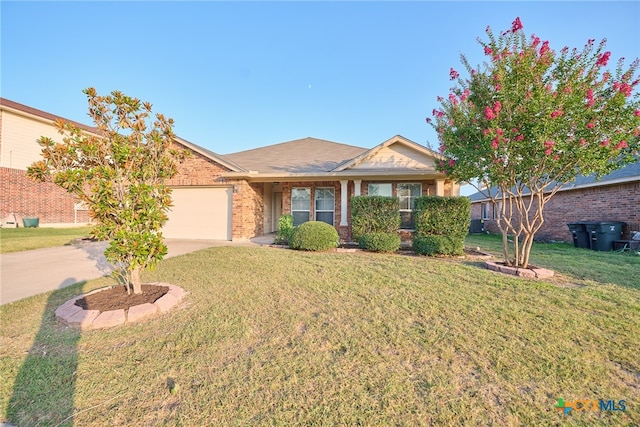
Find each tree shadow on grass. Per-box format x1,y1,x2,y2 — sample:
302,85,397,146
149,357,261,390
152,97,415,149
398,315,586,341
6,279,85,427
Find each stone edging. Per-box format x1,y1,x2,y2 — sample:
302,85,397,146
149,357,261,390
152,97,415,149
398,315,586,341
485,261,554,279
55,282,186,330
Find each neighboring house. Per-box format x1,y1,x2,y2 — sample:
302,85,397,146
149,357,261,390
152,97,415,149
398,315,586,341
469,162,640,242
0,98,96,226
0,98,459,241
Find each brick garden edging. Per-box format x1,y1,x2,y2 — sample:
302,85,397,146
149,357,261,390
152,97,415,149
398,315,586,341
55,282,186,330
485,261,554,279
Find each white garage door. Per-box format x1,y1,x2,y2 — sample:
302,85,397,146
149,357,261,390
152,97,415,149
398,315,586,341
163,187,232,240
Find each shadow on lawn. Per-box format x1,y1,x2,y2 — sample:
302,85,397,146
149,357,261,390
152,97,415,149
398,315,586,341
6,279,84,426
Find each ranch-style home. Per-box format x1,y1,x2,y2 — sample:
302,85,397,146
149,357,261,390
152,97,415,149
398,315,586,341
1,98,459,241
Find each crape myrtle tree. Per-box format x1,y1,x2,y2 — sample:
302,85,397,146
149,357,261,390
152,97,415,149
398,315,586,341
428,17,640,268
28,88,186,294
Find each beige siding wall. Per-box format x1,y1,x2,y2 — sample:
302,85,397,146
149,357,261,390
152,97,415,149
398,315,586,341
0,110,63,170
350,143,437,170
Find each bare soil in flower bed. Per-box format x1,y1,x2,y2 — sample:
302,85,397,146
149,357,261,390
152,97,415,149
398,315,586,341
75,284,169,311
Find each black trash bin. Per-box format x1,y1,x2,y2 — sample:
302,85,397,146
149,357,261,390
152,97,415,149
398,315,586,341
585,221,625,251
567,222,589,249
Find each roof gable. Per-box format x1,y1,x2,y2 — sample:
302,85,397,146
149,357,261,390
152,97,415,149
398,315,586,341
332,135,443,172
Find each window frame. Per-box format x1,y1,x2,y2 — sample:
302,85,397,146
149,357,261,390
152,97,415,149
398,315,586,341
398,183,422,230
481,202,491,220
291,187,311,226
367,183,393,197
314,187,335,225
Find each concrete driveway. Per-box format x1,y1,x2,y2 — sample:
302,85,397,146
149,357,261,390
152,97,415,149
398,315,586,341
0,238,267,305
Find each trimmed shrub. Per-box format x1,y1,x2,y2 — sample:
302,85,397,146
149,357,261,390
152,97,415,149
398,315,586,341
351,196,400,241
413,196,471,237
412,196,470,256
358,232,401,253
290,221,339,251
275,214,294,245
413,235,464,256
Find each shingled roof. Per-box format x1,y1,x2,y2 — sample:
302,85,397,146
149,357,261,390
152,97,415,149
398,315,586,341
224,137,368,174
468,161,640,201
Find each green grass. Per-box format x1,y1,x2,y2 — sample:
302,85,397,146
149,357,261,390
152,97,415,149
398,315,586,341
0,226,93,253
1,239,639,426
466,233,640,289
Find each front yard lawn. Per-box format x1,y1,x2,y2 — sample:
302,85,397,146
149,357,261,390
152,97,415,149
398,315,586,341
0,226,93,254
1,238,638,425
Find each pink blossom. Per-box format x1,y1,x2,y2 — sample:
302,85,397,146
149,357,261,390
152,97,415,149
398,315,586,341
615,140,628,150
544,140,555,156
425,117,432,124
432,109,444,118
551,110,563,118
437,96,444,102
531,34,541,48
485,107,496,120
563,86,573,94
484,46,493,55
600,139,610,147
579,138,587,146
460,89,470,101
511,17,523,32
493,101,502,114
439,143,447,153
515,134,524,141
483,128,491,136
634,110,640,117
448,159,456,167
449,68,460,80
596,51,611,67
616,82,633,97
587,122,595,129
491,137,500,149
495,83,501,91
539,41,550,56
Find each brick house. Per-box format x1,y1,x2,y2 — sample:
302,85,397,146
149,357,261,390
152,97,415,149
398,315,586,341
1,98,459,241
469,162,640,242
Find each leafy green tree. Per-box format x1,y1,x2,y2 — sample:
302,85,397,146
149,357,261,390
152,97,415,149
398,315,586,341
28,88,185,294
429,17,640,268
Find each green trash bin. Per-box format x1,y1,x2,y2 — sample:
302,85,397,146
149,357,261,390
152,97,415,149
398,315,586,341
585,221,624,251
22,217,39,228
567,222,589,249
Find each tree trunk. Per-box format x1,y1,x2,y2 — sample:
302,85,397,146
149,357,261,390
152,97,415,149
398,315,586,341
130,267,143,294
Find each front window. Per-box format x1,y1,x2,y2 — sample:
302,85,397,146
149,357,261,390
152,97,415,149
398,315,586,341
315,187,335,225
368,183,392,197
291,187,311,226
398,183,421,229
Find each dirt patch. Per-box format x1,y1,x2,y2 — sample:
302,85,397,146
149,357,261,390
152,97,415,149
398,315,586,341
75,284,169,311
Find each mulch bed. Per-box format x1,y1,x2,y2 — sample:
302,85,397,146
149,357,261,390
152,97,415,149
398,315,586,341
75,284,169,312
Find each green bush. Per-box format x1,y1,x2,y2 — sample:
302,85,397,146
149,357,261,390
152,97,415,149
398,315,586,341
289,221,339,251
358,232,401,253
413,196,471,237
412,196,470,256
275,214,294,245
413,235,464,256
351,196,401,241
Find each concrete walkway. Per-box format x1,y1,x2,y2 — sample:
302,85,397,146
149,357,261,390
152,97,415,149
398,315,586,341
0,236,274,305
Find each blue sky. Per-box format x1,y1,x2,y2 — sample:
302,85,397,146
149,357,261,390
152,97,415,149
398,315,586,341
3,1,639,164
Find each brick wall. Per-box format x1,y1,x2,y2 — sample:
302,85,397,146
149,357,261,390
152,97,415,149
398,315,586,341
166,145,228,186
471,180,640,241
0,167,91,225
